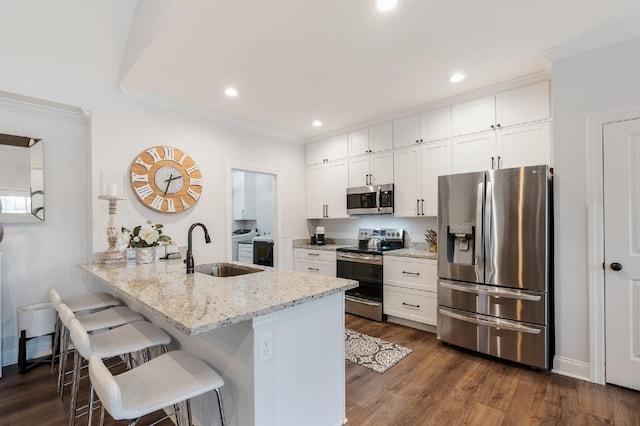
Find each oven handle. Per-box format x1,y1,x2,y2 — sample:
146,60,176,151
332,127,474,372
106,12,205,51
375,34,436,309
336,253,382,265
345,295,381,307
439,308,541,334
439,280,541,301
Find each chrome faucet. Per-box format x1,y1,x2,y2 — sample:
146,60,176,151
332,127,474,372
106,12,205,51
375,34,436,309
186,223,211,274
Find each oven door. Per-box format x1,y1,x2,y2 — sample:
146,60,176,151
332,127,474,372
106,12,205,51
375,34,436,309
337,253,384,321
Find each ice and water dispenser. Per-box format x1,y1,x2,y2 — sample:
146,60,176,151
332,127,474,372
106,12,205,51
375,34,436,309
445,223,475,265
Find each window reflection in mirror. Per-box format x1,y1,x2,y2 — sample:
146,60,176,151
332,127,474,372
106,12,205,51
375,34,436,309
0,134,44,223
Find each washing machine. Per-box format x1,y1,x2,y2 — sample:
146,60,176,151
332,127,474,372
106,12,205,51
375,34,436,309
231,229,257,261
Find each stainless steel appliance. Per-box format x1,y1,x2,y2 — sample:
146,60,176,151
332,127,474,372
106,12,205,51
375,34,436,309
437,165,553,369
346,183,394,215
337,228,404,321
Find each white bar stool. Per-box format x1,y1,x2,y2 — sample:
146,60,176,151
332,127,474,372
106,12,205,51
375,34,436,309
67,315,172,426
57,303,145,400
49,289,120,372
89,351,226,426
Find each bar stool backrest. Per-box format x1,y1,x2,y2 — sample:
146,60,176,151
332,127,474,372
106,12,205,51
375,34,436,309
49,289,62,310
68,318,92,359
57,303,75,328
88,354,123,417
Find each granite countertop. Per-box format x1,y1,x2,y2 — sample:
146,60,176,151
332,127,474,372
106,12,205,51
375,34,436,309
293,244,351,251
80,261,357,336
384,248,438,259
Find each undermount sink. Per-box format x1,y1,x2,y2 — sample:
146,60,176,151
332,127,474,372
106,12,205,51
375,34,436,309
195,262,263,277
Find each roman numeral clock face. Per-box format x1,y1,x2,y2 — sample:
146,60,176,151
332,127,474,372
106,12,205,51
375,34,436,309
129,146,203,213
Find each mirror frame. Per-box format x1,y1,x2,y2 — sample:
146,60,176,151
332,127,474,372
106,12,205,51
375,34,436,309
0,133,44,223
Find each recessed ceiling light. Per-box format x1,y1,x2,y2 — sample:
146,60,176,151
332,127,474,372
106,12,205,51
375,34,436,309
225,87,238,97
376,0,397,12
449,73,465,83
312,120,323,127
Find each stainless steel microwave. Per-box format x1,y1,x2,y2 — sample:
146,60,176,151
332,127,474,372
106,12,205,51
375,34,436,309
346,184,394,215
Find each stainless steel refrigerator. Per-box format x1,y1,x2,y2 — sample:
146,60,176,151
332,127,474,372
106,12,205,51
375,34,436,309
437,164,552,369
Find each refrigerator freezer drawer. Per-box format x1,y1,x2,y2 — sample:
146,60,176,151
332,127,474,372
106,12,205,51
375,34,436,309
437,306,548,369
438,279,547,325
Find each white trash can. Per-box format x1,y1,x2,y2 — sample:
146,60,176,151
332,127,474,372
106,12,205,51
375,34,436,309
17,302,56,374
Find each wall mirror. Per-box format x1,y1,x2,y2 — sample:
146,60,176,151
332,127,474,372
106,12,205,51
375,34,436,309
0,133,44,223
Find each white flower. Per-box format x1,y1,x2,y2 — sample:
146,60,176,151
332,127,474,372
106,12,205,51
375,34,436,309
139,225,160,245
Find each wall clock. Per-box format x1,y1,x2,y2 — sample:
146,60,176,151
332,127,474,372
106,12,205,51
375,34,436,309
129,146,202,213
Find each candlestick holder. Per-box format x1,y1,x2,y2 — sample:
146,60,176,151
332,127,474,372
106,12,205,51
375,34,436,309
98,195,127,262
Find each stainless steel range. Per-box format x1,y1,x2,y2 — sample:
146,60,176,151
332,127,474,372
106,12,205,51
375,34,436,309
337,228,404,321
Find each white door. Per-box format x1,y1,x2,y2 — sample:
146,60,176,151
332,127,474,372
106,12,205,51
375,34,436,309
306,164,326,219
393,146,420,216
498,121,551,169
420,140,452,217
603,117,640,390
324,160,348,218
451,132,496,174
369,151,393,185
348,155,370,187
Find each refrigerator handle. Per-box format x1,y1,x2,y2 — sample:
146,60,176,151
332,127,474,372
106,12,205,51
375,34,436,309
475,182,484,279
485,181,494,282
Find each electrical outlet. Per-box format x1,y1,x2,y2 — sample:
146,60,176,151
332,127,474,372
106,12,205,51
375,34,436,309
259,332,274,363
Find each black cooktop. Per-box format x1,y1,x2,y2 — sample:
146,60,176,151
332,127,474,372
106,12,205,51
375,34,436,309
336,245,402,255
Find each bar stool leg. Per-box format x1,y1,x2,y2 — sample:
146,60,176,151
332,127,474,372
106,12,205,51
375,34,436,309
215,388,226,426
174,404,182,426
58,327,70,400
69,350,82,426
88,384,95,426
51,316,61,372
186,399,193,426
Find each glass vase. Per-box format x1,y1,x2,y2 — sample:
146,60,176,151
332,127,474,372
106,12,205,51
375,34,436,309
135,247,154,264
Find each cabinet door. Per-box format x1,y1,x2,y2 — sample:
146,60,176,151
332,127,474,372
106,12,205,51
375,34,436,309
306,134,348,165
370,151,394,185
369,122,393,152
348,129,369,157
420,106,452,143
451,95,495,137
324,160,349,218
393,146,420,216
496,81,550,127
306,164,326,219
498,121,551,169
348,155,370,187
451,132,496,174
393,115,421,149
242,172,257,219
420,141,451,217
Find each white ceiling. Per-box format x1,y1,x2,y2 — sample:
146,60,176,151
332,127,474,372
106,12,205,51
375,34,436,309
120,0,640,142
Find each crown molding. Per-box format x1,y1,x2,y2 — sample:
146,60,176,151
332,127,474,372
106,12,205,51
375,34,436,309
542,29,640,62
119,85,304,144
0,90,89,124
306,71,550,143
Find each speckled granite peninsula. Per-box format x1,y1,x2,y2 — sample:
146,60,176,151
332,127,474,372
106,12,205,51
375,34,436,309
80,260,357,426
80,260,357,335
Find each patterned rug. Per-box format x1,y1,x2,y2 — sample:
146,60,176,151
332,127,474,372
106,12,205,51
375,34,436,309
344,328,413,373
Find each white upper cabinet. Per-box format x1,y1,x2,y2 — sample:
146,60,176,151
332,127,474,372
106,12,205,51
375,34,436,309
496,81,550,127
393,115,421,149
349,123,393,156
232,171,257,220
451,121,551,174
306,134,348,165
393,140,451,217
306,160,349,219
394,107,452,149
452,81,550,137
420,106,452,143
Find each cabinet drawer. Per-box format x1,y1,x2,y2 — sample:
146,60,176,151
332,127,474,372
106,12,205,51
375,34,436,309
294,249,336,263
383,257,436,291
238,244,253,256
384,286,437,326
294,259,336,277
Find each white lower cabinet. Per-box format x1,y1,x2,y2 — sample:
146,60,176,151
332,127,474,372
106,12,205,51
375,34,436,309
383,256,437,327
294,249,336,277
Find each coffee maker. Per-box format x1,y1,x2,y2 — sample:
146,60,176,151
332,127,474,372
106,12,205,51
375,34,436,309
315,226,325,245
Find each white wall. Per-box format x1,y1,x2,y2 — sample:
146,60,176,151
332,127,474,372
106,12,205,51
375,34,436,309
551,34,640,376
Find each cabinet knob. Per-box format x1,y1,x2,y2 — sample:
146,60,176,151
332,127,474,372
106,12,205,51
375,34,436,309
496,123,501,128
490,124,495,129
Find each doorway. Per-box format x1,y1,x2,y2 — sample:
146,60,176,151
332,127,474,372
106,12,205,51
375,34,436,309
228,167,277,265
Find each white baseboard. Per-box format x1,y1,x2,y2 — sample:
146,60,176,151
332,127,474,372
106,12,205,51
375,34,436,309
552,355,591,382
386,316,436,333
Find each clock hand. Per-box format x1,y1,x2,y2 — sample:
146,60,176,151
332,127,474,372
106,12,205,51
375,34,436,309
163,173,175,196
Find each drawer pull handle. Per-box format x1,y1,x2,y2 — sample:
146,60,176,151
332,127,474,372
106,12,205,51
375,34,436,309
402,271,420,276
439,308,541,334
402,302,420,308
308,253,320,256
308,267,320,272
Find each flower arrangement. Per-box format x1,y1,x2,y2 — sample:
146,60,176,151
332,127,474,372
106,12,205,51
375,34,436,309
122,221,172,248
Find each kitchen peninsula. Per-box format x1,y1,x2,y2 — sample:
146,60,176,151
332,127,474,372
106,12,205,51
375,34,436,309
80,260,357,426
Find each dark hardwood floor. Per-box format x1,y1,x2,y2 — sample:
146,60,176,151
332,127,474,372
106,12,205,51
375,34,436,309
345,314,640,425
1,315,639,425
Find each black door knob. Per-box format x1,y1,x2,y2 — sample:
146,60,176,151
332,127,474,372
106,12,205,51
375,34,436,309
610,262,623,271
